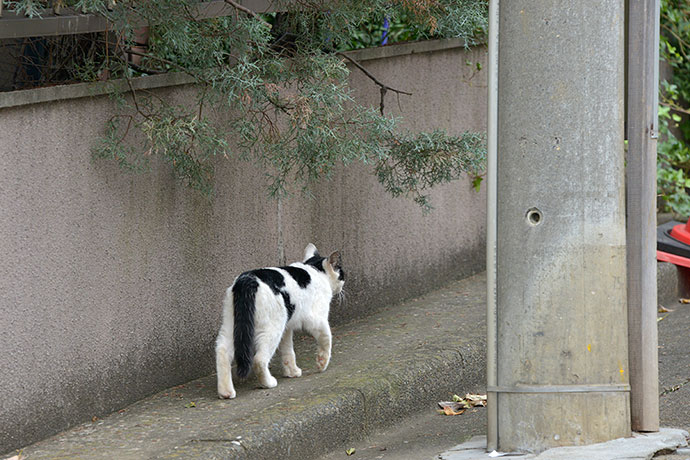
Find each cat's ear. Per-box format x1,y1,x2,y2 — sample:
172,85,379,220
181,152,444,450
303,243,319,261
327,251,341,268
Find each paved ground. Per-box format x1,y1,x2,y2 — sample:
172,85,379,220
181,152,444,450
319,404,486,460
655,293,690,460
658,295,690,434
437,430,688,460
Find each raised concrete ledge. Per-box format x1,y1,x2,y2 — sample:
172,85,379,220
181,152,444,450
0,38,473,110
8,273,487,460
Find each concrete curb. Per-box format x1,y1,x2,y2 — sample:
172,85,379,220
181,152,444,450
157,344,485,460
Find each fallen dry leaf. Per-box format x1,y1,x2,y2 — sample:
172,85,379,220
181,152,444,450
438,401,467,415
447,394,487,409
444,406,465,416
463,393,487,407
679,298,690,304
658,305,674,313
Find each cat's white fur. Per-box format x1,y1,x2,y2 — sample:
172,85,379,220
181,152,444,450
215,243,344,399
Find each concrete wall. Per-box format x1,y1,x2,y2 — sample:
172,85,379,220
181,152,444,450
0,40,487,454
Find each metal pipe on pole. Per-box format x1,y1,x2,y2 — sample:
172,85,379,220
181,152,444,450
491,1,630,452
486,0,499,452
626,0,660,432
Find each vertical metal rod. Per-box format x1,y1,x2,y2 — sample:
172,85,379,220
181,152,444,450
486,0,499,452
626,0,660,432
277,194,286,266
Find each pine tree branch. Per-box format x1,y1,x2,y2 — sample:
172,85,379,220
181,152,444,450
224,0,271,28
124,48,212,84
336,51,412,116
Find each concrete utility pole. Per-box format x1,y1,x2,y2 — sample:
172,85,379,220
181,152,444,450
488,1,630,452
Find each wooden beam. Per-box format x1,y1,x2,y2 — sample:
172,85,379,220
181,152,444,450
626,0,660,432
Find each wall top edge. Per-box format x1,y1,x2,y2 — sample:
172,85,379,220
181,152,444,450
0,38,479,110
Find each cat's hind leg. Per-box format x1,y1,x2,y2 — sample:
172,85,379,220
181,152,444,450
252,331,280,388
216,287,236,399
216,332,236,399
252,289,283,389
279,328,302,378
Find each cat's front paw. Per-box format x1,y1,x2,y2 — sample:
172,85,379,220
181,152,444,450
316,353,330,372
260,375,278,388
218,388,236,399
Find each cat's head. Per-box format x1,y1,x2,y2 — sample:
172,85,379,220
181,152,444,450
303,243,345,295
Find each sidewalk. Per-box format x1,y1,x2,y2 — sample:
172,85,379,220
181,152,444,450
9,274,488,460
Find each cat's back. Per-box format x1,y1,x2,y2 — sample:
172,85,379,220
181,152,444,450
232,262,328,298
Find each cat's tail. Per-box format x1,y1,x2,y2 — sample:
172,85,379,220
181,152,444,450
233,273,258,379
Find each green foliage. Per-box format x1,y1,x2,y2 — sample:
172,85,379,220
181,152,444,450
346,11,427,50
376,130,486,210
344,0,488,50
9,0,488,207
659,0,690,218
658,104,690,217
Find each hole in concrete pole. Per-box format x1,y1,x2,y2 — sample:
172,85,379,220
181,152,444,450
526,207,542,226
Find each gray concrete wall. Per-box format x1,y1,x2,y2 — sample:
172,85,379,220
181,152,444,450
0,40,487,454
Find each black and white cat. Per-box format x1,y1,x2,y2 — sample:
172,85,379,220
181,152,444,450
215,243,345,399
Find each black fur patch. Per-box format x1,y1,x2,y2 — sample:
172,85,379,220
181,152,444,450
283,266,311,288
280,291,296,320
337,266,345,281
304,255,325,272
232,273,258,379
252,268,285,294
253,268,297,320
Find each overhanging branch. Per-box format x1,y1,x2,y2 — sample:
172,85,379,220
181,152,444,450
224,0,271,27
336,51,412,116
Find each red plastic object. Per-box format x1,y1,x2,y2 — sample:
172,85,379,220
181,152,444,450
657,249,690,269
670,220,690,246
658,219,690,294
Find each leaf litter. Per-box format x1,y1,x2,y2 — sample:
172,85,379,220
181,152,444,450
438,393,487,416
